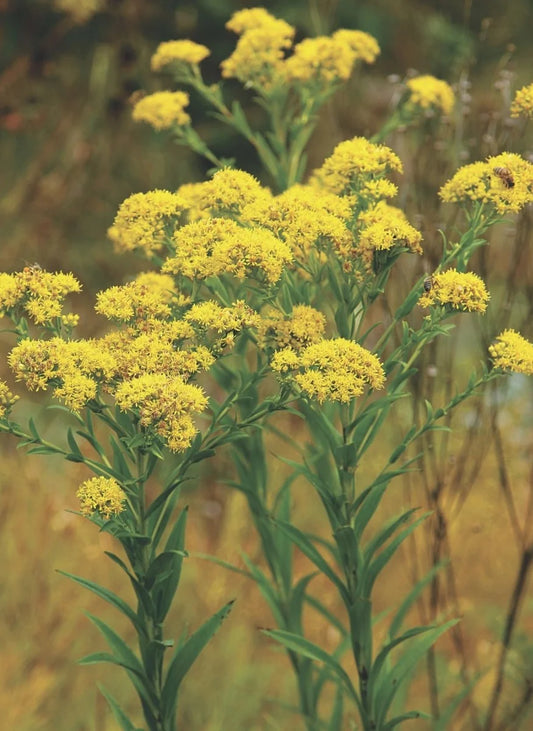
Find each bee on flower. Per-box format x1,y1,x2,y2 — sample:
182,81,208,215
492,166,515,189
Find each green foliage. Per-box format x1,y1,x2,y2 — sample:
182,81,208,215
1,4,532,730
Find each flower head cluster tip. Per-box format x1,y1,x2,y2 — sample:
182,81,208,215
405,75,455,116
510,83,533,119
151,40,211,71
0,268,81,326
309,137,402,200
0,381,19,420
132,91,190,130
77,477,127,519
489,330,533,375
439,153,533,215
418,269,490,312
221,8,295,91
271,338,385,403
108,190,187,255
419,270,489,313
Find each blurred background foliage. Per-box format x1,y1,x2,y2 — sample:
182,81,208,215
1,0,533,729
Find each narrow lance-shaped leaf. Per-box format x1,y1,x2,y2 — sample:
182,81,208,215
374,619,459,726
160,600,234,727
273,519,349,604
362,513,431,595
57,570,143,636
85,613,158,713
98,684,144,731
262,629,363,717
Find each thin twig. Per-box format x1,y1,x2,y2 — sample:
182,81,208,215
484,547,533,730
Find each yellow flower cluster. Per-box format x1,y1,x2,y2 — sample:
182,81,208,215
108,190,187,255
0,268,81,326
77,477,126,519
309,136,402,200
114,373,208,452
271,338,385,403
185,300,259,333
0,381,18,420
406,75,455,116
510,83,533,119
489,330,533,375
419,270,489,313
197,169,271,214
241,184,353,261
163,217,292,284
8,337,116,412
439,153,533,215
95,276,178,323
100,321,213,382
219,8,378,92
258,305,327,351
132,91,191,130
285,30,379,85
356,202,423,270
333,30,380,64
221,8,295,91
151,40,211,71
225,7,280,34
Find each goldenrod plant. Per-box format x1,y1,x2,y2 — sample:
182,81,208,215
1,7,533,730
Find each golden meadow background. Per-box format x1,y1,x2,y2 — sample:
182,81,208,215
1,0,533,728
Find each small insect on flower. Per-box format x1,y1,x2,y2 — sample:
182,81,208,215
424,275,433,292
129,89,147,107
24,262,42,272
493,166,515,189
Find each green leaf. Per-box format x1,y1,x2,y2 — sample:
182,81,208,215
363,513,431,595
262,629,361,713
76,429,106,459
86,613,157,711
374,619,459,725
98,684,143,731
191,552,254,581
79,651,121,666
389,562,445,640
364,508,418,564
28,417,40,441
382,710,433,729
109,435,134,477
161,600,234,727
57,570,142,635
287,572,318,633
369,625,438,702
67,427,83,459
241,553,285,628
86,613,145,678
353,481,389,541
272,476,294,593
329,684,345,731
150,536,188,625
273,519,349,603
